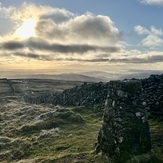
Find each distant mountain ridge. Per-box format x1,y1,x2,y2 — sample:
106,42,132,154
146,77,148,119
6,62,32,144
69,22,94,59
1,70,162,82
11,73,103,82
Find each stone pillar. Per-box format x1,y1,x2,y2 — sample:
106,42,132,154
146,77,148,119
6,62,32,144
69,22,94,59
96,80,151,161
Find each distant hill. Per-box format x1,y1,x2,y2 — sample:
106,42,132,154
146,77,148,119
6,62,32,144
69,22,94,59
1,70,162,82
121,70,163,80
82,71,122,81
82,70,163,81
13,73,103,82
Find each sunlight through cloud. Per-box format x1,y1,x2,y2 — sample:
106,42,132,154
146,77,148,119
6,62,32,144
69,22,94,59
15,19,36,39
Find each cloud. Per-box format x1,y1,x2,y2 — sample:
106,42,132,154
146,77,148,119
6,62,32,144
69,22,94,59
0,3,162,67
13,52,52,61
1,41,24,50
140,0,163,6
35,14,120,46
56,51,163,64
134,25,149,35
40,8,74,24
134,25,163,47
107,50,163,64
0,2,74,23
141,34,163,46
150,26,163,35
0,40,163,64
134,25,162,36
0,3,120,46
0,2,122,64
1,39,120,54
26,38,120,53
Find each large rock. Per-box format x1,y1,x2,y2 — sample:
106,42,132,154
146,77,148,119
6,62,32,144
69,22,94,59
96,80,151,161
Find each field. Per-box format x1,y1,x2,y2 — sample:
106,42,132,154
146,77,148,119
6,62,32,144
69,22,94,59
0,79,163,163
0,79,83,97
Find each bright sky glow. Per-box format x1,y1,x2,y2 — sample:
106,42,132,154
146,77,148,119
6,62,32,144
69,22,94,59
15,19,36,39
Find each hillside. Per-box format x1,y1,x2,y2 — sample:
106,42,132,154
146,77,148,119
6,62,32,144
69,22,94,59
0,74,163,162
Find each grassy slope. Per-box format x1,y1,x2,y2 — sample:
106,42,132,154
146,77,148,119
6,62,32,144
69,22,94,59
0,101,163,163
28,106,103,162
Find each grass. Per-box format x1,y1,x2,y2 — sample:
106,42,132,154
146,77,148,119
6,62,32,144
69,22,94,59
0,101,163,163
29,106,102,159
149,119,163,160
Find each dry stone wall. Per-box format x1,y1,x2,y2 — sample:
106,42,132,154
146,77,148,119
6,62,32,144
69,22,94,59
141,74,163,120
24,82,108,107
24,74,163,120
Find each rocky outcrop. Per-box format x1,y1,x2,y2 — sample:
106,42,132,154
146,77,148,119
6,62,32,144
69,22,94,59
96,80,151,161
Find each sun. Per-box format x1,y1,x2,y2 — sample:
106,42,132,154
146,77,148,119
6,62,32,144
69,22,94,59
15,19,36,39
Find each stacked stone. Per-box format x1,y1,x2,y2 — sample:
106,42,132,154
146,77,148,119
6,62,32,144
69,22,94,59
141,74,163,121
24,82,108,107
96,80,151,161
61,82,108,106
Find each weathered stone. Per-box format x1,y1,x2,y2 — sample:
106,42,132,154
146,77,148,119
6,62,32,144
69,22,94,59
96,80,151,161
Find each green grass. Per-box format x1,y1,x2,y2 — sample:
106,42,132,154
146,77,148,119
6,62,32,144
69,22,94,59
30,106,102,159
1,104,163,163
149,119,163,161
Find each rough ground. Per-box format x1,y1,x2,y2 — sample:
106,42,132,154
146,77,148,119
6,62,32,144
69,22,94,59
0,77,163,162
0,78,83,97
0,98,163,163
0,98,101,162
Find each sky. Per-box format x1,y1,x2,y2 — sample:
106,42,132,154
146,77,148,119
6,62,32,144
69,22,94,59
0,0,163,78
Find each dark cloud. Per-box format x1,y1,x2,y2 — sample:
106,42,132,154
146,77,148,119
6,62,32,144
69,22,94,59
14,52,40,59
109,55,163,63
29,43,119,54
1,39,120,54
147,55,163,63
1,41,24,50
26,38,120,53
1,39,162,64
77,58,110,62
60,55,163,63
13,52,52,61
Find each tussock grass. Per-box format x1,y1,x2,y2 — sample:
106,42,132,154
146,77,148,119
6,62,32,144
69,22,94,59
0,100,163,163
